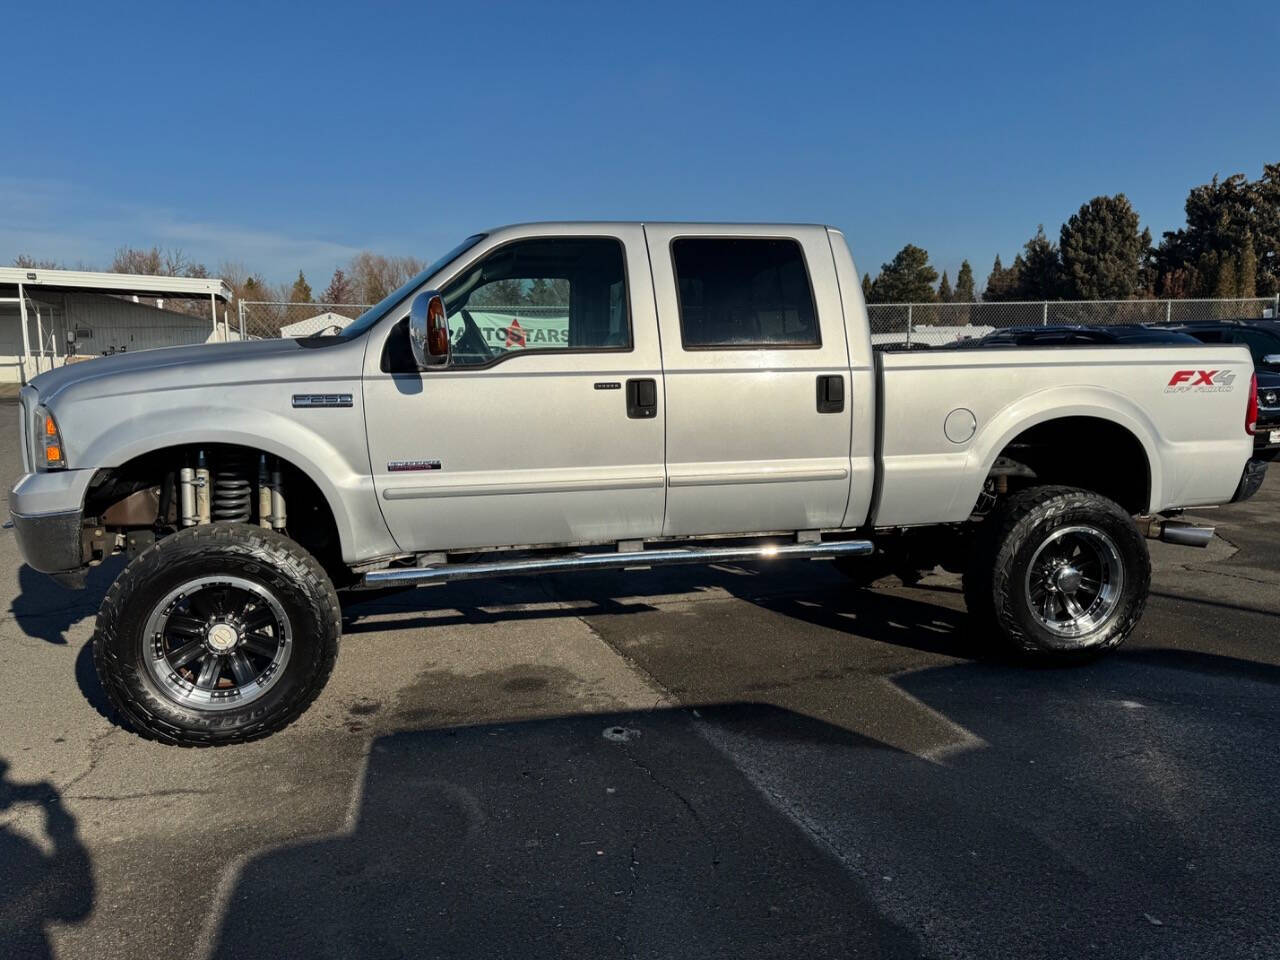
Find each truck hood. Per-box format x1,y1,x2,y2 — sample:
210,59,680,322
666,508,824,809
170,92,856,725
29,336,365,405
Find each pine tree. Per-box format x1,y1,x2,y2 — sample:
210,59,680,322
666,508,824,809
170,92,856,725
1238,232,1258,298
1019,225,1063,299
955,260,976,302
1213,254,1238,299
861,273,873,301
1059,194,1145,299
289,270,313,303
983,254,1013,301
870,245,939,303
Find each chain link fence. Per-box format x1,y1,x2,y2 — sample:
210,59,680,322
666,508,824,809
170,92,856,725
232,295,1280,348
238,301,368,339
868,297,1280,348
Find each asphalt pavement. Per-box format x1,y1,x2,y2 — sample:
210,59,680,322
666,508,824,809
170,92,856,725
2,400,1278,959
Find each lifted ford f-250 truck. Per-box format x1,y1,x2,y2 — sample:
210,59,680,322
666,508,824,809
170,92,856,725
9,223,1268,745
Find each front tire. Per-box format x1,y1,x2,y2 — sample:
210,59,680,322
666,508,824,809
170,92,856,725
93,523,341,746
963,486,1150,658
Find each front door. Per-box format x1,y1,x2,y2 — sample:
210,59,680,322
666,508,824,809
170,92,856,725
644,225,854,536
363,227,666,553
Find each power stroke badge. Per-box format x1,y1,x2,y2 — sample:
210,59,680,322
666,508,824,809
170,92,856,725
387,460,443,472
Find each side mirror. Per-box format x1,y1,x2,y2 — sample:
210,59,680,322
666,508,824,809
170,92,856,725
1264,354,1280,369
409,290,450,369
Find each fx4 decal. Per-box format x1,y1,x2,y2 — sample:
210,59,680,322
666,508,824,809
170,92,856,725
1165,369,1237,393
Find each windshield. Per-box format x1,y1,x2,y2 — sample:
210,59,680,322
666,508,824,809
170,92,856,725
333,234,487,340
1235,327,1280,366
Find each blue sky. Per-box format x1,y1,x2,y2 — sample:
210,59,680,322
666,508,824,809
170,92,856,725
2,0,1276,292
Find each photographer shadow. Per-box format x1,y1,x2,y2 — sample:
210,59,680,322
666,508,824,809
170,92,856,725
0,758,95,960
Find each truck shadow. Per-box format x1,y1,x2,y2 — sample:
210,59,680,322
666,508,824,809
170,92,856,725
340,562,1000,662
205,705,926,960
9,559,123,646
204,647,1280,959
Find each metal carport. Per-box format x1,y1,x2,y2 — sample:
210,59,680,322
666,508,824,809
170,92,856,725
0,267,234,383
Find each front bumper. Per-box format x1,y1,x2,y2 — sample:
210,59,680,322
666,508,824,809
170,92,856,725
9,508,84,575
9,469,95,583
1254,419,1280,460
1232,458,1268,503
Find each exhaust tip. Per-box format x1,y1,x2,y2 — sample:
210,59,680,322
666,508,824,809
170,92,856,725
1159,522,1215,549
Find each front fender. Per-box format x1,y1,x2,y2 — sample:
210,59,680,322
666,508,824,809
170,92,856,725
76,404,395,564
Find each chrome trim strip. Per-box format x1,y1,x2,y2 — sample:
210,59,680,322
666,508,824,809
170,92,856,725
382,475,667,500
667,467,849,487
364,539,874,585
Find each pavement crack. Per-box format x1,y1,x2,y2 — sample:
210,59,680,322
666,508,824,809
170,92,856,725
59,724,122,796
535,578,674,709
620,744,721,873
1182,567,1280,587
67,788,213,802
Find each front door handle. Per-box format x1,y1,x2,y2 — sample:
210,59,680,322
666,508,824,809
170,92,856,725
816,374,844,413
626,378,658,419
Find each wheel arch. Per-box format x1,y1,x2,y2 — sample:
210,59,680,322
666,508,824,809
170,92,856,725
79,411,395,565
965,390,1162,516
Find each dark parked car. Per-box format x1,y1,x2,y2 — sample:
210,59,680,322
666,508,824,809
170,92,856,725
1155,320,1280,461
951,324,1203,348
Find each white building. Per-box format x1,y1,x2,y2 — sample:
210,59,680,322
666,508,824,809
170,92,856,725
279,311,354,339
0,267,235,383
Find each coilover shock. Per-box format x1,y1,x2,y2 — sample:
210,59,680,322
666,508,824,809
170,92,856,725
211,451,254,522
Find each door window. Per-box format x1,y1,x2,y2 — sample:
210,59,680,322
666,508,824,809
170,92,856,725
671,237,819,349
440,237,630,366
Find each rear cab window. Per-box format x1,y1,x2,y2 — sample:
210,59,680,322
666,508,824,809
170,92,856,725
670,238,820,349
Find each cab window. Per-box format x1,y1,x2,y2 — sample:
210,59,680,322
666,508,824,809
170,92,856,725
671,237,819,349
441,237,630,366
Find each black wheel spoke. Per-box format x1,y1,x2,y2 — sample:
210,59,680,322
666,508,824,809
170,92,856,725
242,632,277,658
240,606,275,632
168,640,205,669
228,653,256,687
195,654,223,689
168,614,206,637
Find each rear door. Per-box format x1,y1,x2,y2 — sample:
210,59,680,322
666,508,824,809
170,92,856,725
644,225,854,536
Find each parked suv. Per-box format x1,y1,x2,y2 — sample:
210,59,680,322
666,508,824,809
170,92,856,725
1156,321,1280,460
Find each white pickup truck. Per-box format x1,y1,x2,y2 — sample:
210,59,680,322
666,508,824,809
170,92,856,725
8,222,1267,745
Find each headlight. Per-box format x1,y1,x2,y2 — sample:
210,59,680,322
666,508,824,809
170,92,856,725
37,406,66,470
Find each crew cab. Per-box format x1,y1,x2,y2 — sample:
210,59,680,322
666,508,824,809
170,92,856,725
8,222,1267,746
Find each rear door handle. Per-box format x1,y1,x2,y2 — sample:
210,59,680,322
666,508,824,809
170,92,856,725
816,374,844,413
626,378,658,419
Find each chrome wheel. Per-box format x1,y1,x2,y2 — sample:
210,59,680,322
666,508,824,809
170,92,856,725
142,575,292,711
1024,525,1125,640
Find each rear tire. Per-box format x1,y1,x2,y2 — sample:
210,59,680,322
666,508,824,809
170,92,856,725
93,523,341,746
963,486,1150,659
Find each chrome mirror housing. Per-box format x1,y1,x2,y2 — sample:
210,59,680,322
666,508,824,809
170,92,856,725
409,290,450,369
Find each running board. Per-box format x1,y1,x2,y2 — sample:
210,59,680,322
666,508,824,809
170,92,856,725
362,539,874,587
